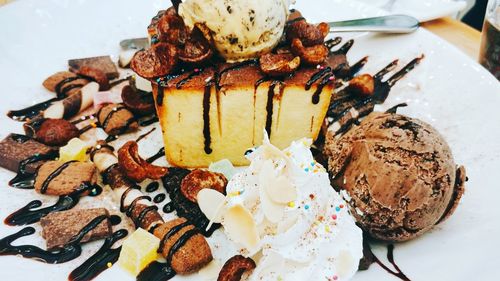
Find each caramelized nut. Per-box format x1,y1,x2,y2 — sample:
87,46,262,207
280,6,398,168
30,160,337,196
291,38,329,65
179,27,214,64
348,74,375,96
286,20,330,47
118,141,168,182
157,7,188,46
130,42,178,79
180,169,227,203
121,85,155,116
259,53,301,77
217,255,256,281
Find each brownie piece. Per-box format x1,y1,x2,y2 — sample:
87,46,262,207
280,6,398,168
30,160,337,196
68,56,119,80
0,134,57,174
40,208,112,250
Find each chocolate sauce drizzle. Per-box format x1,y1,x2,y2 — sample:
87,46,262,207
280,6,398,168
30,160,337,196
55,77,84,98
361,237,410,281
0,215,110,264
139,115,159,126
39,160,77,194
100,106,128,130
202,81,213,154
325,37,342,49
158,221,191,253
146,182,160,193
325,55,424,134
136,205,159,228
4,182,102,226
156,85,164,106
7,75,93,121
163,202,175,213
104,117,137,143
147,147,165,163
68,229,128,281
137,261,176,281
138,221,199,281
7,98,58,122
136,127,156,143
154,193,166,204
119,184,157,228
9,150,58,189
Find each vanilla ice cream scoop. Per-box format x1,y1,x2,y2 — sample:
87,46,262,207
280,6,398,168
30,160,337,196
179,0,292,62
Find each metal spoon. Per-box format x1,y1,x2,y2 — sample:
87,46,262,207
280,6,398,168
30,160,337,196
328,15,419,33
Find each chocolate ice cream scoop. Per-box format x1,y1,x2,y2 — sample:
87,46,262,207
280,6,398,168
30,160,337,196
324,112,466,242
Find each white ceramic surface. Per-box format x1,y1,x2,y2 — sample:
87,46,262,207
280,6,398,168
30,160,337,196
0,0,499,280
356,0,467,22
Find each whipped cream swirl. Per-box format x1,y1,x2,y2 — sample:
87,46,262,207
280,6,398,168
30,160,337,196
198,136,363,280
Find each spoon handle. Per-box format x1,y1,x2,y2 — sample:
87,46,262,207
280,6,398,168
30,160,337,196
328,15,419,33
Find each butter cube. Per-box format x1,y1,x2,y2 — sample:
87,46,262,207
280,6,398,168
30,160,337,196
118,228,160,276
59,138,89,162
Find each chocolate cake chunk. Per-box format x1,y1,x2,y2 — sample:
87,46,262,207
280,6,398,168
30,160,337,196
68,56,119,80
0,134,57,174
34,161,98,195
40,208,112,250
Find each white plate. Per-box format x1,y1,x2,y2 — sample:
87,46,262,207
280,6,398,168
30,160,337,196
0,0,499,280
355,0,467,22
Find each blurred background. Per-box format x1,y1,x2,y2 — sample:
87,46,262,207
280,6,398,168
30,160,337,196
0,0,489,29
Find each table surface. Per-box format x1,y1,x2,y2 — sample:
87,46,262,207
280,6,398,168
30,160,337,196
0,0,482,60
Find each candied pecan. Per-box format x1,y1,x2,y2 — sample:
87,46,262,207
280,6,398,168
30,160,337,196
76,66,110,91
157,7,188,46
275,46,293,55
286,20,330,47
259,53,301,77
130,42,178,79
291,38,329,65
34,119,80,146
348,74,375,96
217,255,256,281
121,85,155,116
180,169,227,203
118,141,168,182
179,27,214,64
194,23,215,45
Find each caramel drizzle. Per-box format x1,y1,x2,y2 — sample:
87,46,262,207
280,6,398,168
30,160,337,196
39,161,77,194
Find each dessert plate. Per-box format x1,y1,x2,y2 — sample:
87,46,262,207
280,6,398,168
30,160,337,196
354,0,467,22
0,0,499,280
